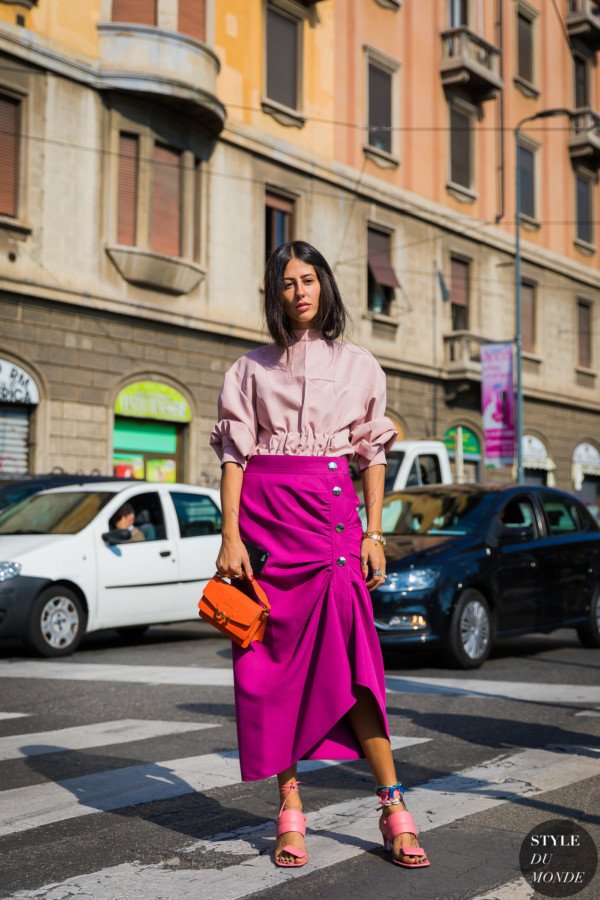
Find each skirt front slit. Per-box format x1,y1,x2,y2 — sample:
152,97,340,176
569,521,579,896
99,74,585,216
233,455,389,782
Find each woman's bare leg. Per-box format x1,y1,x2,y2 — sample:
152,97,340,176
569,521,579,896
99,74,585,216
347,686,427,865
275,764,305,865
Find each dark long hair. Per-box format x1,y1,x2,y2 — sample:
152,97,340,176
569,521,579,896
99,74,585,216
263,241,348,349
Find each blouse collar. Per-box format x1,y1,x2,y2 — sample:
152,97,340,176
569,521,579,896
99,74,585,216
291,328,323,343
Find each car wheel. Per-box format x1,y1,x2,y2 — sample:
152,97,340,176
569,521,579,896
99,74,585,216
25,586,85,658
577,589,600,648
445,589,492,669
115,625,150,638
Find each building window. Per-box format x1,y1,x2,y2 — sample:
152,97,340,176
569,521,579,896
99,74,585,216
116,130,195,260
517,8,534,85
517,142,536,220
111,0,157,25
0,94,20,218
450,256,469,331
521,281,536,353
449,104,472,191
449,0,469,27
576,170,594,245
179,0,205,41
574,52,590,109
367,228,399,316
265,192,293,262
266,5,300,111
368,63,392,155
578,300,592,368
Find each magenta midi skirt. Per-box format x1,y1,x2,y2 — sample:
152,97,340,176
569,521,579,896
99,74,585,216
233,454,390,782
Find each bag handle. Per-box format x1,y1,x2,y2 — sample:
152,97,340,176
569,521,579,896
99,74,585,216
212,574,271,612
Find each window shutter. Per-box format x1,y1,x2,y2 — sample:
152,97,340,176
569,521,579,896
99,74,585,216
151,144,182,257
368,64,392,154
521,282,536,353
518,144,535,218
576,174,593,244
178,0,205,41
117,133,138,246
518,13,533,83
450,257,469,307
367,229,399,288
450,106,471,188
578,300,592,368
574,56,589,108
111,0,156,25
266,7,298,110
0,95,20,218
265,192,293,260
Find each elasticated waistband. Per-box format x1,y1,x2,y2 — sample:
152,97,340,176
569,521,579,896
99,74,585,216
244,454,351,475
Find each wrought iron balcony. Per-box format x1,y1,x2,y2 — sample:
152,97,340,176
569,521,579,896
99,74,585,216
440,27,503,101
569,107,600,166
567,0,600,50
97,24,225,135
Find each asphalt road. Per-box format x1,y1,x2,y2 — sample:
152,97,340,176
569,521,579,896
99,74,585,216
0,624,598,900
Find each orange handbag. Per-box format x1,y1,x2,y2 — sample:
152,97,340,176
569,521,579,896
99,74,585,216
198,575,271,648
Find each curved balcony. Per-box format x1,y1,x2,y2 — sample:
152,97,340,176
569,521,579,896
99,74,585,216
97,23,225,135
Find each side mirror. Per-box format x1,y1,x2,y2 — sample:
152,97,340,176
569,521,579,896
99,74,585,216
498,525,534,543
102,528,132,545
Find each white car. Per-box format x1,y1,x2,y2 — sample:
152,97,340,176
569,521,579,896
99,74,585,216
0,482,222,657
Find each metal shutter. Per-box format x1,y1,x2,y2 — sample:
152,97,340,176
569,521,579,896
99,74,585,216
150,144,182,257
0,407,29,474
117,133,139,246
0,95,19,217
111,0,156,25
179,0,205,41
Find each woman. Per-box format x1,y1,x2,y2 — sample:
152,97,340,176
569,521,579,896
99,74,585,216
210,241,430,871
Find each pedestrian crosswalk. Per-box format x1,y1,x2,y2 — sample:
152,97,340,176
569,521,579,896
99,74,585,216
1,659,599,900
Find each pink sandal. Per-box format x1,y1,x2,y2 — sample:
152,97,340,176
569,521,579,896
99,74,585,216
274,780,308,868
377,782,430,869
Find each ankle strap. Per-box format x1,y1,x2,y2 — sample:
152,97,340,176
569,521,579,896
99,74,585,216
375,781,405,810
279,780,302,815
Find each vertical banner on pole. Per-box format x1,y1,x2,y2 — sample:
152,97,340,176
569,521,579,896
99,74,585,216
481,343,515,468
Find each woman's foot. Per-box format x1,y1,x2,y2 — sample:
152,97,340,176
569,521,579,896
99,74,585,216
274,781,308,867
380,802,429,866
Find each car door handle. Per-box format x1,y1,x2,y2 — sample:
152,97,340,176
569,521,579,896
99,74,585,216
159,550,171,558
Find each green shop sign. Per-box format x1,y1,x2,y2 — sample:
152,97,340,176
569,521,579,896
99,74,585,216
444,426,481,456
115,381,191,423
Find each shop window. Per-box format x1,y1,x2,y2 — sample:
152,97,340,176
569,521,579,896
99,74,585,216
574,52,590,109
170,491,222,538
521,281,536,353
266,4,300,111
367,228,399,315
450,256,469,331
110,491,166,542
0,94,20,218
117,133,138,246
178,0,205,41
517,142,536,220
151,144,182,257
576,171,594,246
449,103,473,191
578,299,592,368
265,192,294,262
517,7,535,86
111,0,156,25
368,63,393,155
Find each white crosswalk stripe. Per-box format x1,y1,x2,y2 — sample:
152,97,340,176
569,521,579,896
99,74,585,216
0,713,29,721
0,735,429,837
5,744,598,900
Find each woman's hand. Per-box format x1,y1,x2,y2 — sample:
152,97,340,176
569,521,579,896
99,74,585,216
216,534,254,581
361,537,386,592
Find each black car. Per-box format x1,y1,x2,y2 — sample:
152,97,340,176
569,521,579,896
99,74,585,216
0,475,140,511
368,484,600,669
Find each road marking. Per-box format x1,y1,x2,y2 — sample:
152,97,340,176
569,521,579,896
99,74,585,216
0,719,217,763
574,707,600,717
6,744,598,900
0,661,234,686
0,713,29,721
0,735,428,837
470,876,534,899
385,675,600,706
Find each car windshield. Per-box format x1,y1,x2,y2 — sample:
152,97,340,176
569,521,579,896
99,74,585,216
0,491,114,535
376,490,490,536
384,451,405,493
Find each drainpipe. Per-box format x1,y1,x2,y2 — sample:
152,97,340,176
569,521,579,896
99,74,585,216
495,0,505,224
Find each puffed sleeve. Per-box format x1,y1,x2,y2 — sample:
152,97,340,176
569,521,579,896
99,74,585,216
349,361,397,471
209,358,257,470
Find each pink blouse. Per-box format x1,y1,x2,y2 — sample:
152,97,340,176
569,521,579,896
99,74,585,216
210,328,397,471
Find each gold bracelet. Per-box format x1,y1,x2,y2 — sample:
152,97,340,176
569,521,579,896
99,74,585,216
362,531,387,546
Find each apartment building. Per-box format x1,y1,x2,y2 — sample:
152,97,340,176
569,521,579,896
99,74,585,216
0,0,599,509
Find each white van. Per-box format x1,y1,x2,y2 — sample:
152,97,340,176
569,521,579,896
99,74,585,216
384,440,453,493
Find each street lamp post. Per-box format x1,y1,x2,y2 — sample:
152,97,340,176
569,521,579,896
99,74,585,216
514,108,573,483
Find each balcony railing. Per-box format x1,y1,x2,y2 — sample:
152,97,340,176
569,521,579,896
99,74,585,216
443,331,491,377
567,0,600,49
440,27,503,101
569,107,600,165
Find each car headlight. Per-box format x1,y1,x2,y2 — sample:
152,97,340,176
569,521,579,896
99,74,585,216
380,567,439,592
0,561,22,583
